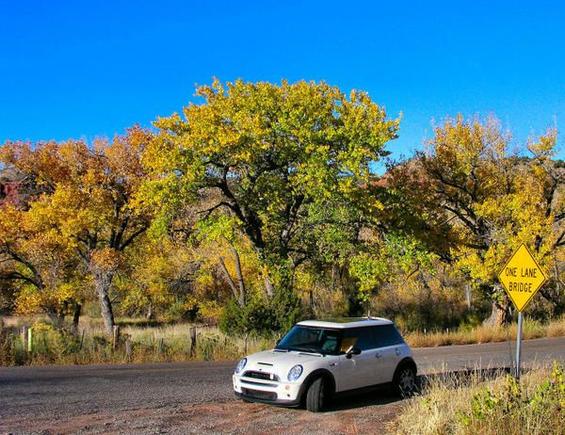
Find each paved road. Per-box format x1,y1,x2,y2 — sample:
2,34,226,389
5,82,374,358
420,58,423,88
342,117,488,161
0,337,563,433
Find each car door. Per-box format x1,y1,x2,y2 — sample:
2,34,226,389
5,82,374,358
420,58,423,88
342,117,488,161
336,327,381,391
372,325,405,384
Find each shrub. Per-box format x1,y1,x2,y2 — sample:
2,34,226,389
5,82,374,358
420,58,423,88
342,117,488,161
457,364,564,433
219,297,278,337
271,287,303,332
0,324,15,365
395,363,564,435
163,298,199,323
28,321,81,363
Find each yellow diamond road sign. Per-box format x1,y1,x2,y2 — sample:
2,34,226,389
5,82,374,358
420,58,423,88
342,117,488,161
498,244,547,312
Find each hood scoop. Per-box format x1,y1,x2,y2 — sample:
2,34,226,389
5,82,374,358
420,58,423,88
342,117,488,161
257,362,274,366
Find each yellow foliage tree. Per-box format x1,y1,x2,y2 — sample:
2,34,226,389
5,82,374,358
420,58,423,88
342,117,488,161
1,127,154,334
390,116,564,325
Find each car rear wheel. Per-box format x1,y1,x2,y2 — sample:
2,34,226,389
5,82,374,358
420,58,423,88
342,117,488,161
305,377,326,412
394,365,417,398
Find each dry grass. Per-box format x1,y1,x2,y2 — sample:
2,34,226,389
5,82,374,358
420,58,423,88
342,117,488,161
547,316,565,337
1,315,564,367
0,316,274,366
393,362,564,435
404,317,563,348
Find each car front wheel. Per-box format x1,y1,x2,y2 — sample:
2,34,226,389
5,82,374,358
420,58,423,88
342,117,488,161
305,377,326,412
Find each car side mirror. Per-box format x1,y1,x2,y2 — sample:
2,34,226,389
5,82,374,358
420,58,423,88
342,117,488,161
345,346,361,359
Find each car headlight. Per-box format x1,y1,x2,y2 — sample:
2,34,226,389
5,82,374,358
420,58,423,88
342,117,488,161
287,364,303,381
235,358,247,374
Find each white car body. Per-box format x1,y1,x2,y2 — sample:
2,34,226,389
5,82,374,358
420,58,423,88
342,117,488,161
232,317,416,408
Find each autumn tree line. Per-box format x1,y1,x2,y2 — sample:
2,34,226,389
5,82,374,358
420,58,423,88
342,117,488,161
0,80,563,336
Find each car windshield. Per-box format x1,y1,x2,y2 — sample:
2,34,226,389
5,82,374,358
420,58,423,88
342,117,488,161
275,326,342,355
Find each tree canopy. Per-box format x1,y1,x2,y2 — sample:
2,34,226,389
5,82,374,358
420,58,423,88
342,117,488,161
389,116,564,323
0,127,153,333
0,81,562,334
140,79,399,324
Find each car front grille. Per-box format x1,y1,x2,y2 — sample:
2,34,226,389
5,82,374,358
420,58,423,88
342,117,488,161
241,388,277,401
243,370,280,382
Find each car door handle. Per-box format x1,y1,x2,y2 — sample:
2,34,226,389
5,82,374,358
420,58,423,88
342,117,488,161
375,352,382,358
395,348,401,356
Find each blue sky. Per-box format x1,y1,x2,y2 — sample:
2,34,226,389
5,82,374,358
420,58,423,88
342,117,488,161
1,0,564,162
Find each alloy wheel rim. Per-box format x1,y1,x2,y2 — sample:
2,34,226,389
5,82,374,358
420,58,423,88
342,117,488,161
400,369,415,391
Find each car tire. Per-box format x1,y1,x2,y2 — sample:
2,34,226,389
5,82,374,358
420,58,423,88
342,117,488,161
305,377,326,412
393,364,417,398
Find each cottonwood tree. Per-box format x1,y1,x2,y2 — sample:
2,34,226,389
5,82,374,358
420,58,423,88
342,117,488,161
141,79,399,327
0,203,85,327
389,116,564,325
1,127,153,334
116,236,201,320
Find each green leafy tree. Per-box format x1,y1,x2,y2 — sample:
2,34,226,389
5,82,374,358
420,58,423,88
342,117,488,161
141,79,399,329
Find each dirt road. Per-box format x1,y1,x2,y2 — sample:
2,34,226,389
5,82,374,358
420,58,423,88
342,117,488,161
1,337,563,434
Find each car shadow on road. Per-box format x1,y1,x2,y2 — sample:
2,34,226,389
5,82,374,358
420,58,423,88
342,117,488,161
325,366,514,412
326,384,400,411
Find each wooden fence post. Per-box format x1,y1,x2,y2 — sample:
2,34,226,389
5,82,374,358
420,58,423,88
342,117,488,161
27,328,33,352
244,333,248,355
21,325,28,352
189,327,197,357
125,335,132,362
112,325,120,350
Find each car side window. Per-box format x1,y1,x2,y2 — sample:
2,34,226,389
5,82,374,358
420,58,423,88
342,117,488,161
374,325,404,347
341,327,378,351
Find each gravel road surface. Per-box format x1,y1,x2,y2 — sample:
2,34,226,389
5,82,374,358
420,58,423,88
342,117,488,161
1,337,563,434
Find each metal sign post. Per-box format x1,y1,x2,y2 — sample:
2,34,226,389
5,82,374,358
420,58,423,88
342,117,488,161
515,311,523,379
498,244,547,380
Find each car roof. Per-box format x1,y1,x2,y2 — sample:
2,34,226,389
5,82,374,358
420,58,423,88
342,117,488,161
297,317,393,329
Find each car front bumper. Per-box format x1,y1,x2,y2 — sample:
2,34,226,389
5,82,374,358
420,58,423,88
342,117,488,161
233,374,302,406
234,391,301,407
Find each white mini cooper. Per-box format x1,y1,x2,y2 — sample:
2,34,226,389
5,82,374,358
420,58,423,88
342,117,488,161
233,317,417,412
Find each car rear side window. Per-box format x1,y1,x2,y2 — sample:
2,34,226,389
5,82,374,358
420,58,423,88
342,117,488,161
341,327,378,351
373,325,404,347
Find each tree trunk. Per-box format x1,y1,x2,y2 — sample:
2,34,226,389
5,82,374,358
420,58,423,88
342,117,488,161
219,256,243,306
229,245,246,306
146,303,154,320
264,274,274,298
46,307,64,329
483,299,512,326
93,270,116,335
71,302,81,335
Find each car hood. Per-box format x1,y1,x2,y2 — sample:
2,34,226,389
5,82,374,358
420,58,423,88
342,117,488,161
243,349,324,377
